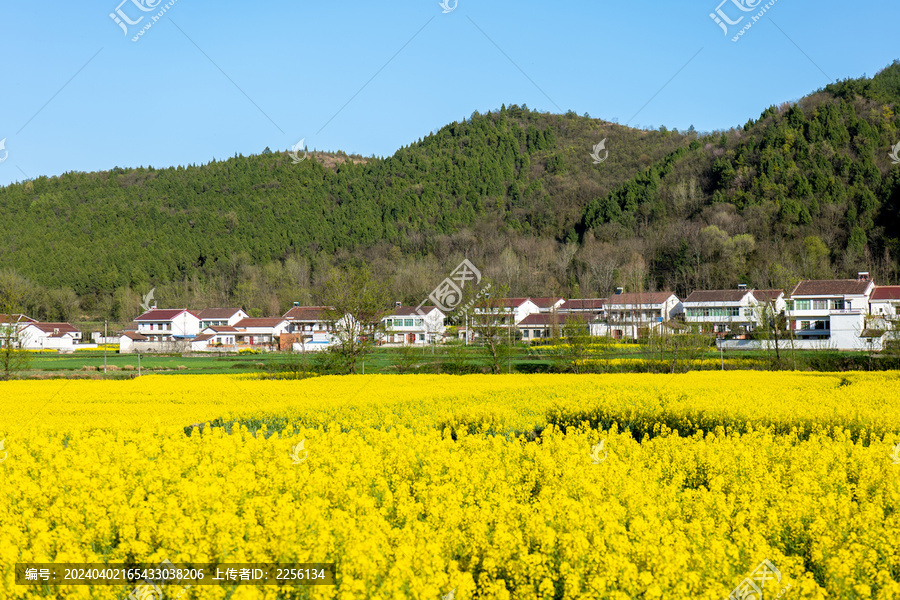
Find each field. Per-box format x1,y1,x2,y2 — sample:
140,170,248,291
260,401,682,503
2,372,900,599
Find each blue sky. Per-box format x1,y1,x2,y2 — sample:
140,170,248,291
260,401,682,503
0,0,896,187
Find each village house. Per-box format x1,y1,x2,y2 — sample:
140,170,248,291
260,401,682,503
599,291,683,340
196,308,249,329
20,322,82,351
460,298,542,342
528,297,566,313
557,298,606,319
281,305,334,351
867,285,900,337
119,331,149,354
682,287,785,337
381,304,446,345
232,317,290,349
785,274,875,348
135,308,201,341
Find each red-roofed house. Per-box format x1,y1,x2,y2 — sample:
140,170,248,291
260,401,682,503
870,286,900,317
281,305,337,351
232,318,290,348
528,297,566,313
601,291,682,340
135,308,201,341
20,322,81,350
558,299,606,317
786,275,875,346
682,288,785,337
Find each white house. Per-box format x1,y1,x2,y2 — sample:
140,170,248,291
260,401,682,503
119,331,149,354
682,287,785,337
20,322,81,351
135,309,201,341
460,298,542,343
558,298,606,318
232,318,290,348
281,305,335,351
201,326,240,346
785,275,875,350
196,308,249,329
868,285,900,337
600,291,683,340
381,305,446,345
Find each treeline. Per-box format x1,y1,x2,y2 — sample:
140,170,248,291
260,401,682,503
1,61,899,322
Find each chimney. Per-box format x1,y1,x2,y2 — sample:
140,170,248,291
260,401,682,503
615,287,623,295
857,272,870,281
395,301,402,308
738,284,747,290
293,301,300,308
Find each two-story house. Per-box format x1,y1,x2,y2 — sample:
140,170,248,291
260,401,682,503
682,287,786,337
281,305,334,351
196,308,249,329
601,291,683,340
786,274,875,348
382,305,446,345
135,308,201,341
232,318,290,348
868,285,900,336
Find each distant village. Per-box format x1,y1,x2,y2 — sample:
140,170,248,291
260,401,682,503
2,273,898,354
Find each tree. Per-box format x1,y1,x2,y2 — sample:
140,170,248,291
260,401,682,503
0,270,32,380
469,283,513,374
321,266,391,374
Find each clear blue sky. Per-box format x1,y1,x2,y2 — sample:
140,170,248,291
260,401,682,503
0,0,896,187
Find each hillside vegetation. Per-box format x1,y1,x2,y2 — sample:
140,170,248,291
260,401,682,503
1,61,899,322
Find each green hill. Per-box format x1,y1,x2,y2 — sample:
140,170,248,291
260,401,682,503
1,61,899,322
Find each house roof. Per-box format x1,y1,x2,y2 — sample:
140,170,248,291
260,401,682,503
234,318,288,328
136,308,198,321
518,313,587,326
683,290,752,304
498,298,536,308
790,279,874,297
528,297,565,309
0,313,36,324
206,325,239,333
387,305,442,317
121,331,149,341
283,306,331,320
752,289,785,303
605,292,677,306
192,334,215,342
559,298,606,311
871,286,900,301
30,322,80,334
197,308,245,319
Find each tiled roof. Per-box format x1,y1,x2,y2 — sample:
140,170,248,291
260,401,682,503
791,279,874,297
31,322,80,334
559,299,606,311
0,313,36,324
605,292,676,306
518,313,587,326
234,318,288,328
122,332,148,341
752,289,785,303
528,297,565,309
197,308,245,319
283,306,331,320
192,334,215,342
683,290,751,303
206,326,239,333
871,286,900,301
136,308,197,321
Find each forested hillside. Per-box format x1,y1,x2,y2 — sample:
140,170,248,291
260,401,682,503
1,61,899,322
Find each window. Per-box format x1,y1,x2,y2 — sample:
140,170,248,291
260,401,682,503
418,334,425,341
385,319,392,327
832,300,844,310
812,300,827,310
794,300,810,310
404,319,414,327
522,330,529,338
415,319,423,327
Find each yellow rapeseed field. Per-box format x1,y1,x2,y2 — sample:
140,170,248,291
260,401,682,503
2,372,900,599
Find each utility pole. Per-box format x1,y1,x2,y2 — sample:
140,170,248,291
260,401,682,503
507,312,511,374
138,351,141,376
103,320,108,374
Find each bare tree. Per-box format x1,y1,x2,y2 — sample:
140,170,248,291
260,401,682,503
0,270,32,380
321,266,391,374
